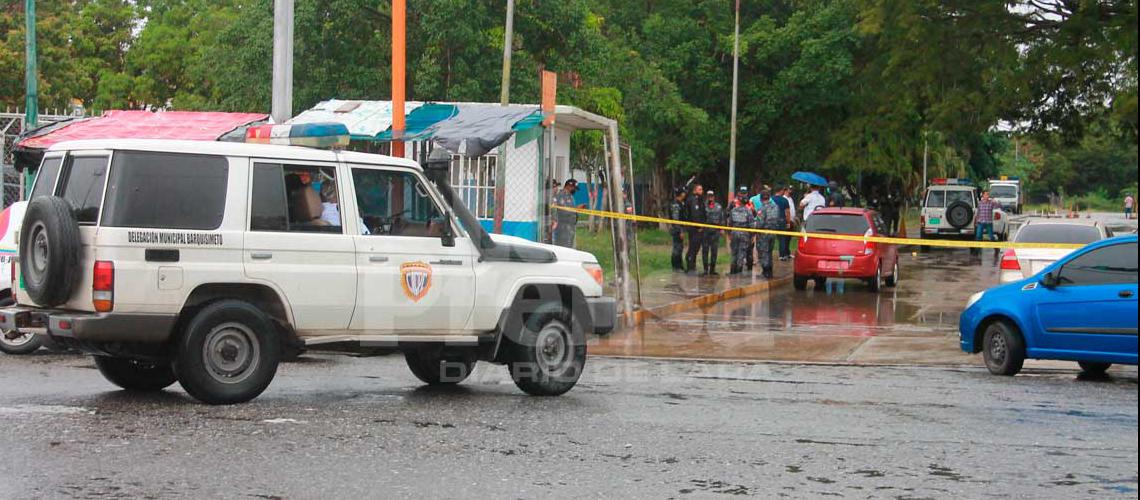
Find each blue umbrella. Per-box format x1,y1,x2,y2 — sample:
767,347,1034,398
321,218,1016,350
792,171,828,187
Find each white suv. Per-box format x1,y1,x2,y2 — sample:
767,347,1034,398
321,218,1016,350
0,139,615,404
920,180,1008,241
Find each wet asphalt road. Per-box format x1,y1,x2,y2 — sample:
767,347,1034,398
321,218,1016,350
1,351,1136,499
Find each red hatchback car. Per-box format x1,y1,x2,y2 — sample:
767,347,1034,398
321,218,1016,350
794,208,900,292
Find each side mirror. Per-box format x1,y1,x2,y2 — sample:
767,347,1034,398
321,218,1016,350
441,211,456,247
1041,271,1057,289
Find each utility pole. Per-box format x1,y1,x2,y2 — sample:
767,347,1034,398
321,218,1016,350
23,0,38,196
728,0,740,199
922,133,928,188
391,0,407,158
270,0,294,124
492,0,515,234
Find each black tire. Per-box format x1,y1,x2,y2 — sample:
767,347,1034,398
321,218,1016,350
19,197,82,307
793,275,808,291
813,277,827,289
506,302,586,396
1078,361,1111,375
94,356,177,392
0,296,42,355
404,351,476,385
946,201,973,230
173,300,280,405
885,260,900,287
867,264,883,293
982,320,1025,376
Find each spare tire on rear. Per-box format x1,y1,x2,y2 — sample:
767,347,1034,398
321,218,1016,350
19,197,82,307
945,200,973,229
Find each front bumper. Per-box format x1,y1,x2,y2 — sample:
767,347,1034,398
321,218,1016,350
0,307,176,343
586,297,617,335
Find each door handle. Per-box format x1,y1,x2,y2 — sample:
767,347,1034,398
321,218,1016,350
250,252,273,260
430,259,464,266
1120,290,1134,298
369,255,389,263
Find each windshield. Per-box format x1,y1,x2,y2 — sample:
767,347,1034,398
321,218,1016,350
805,214,870,235
989,185,1017,198
1014,224,1102,244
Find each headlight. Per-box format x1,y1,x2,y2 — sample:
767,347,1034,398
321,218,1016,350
966,291,985,309
582,262,604,287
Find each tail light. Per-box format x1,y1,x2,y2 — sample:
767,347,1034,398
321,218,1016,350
93,261,115,312
582,263,604,287
1000,249,1021,270
863,228,875,255
994,212,1002,221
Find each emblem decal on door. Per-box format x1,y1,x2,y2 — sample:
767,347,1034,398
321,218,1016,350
400,261,433,302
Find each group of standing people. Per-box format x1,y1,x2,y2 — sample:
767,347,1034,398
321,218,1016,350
670,183,829,279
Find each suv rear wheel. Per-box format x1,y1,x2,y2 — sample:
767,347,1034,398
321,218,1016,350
405,351,476,385
173,300,280,404
94,356,177,391
506,302,586,396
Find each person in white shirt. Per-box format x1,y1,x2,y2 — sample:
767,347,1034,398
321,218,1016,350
800,185,826,219
783,186,797,223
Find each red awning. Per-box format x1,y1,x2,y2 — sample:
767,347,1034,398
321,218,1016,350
18,110,268,150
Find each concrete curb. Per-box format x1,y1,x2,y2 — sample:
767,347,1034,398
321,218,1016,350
622,276,792,326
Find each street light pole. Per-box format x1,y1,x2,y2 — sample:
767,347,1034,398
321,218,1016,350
728,0,740,199
493,0,515,234
23,0,38,197
270,0,294,124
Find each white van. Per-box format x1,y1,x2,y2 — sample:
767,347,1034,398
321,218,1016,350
0,140,615,404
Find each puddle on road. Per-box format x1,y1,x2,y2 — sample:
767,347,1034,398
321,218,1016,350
593,250,997,362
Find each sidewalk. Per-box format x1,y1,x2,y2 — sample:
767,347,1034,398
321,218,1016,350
616,258,794,325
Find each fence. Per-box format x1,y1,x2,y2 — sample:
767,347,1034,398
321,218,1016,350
2,111,84,207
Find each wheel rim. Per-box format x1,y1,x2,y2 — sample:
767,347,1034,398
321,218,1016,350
989,330,1008,365
893,262,899,283
202,322,260,384
1,331,35,347
874,266,881,288
534,321,571,374
30,222,49,275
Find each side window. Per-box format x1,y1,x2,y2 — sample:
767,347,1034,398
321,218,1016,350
352,168,444,237
30,156,63,200
57,155,109,224
101,151,228,230
250,163,341,234
1057,242,1138,286
925,190,945,208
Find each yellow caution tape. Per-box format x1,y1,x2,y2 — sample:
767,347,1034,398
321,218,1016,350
551,205,1086,250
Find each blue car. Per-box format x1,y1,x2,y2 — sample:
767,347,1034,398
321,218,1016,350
960,235,1138,376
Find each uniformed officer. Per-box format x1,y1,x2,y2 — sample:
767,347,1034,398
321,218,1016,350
737,185,754,271
552,179,583,248
727,196,754,275
669,187,687,272
684,184,707,274
703,190,725,275
754,190,783,279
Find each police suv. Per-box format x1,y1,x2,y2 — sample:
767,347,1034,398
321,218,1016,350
920,178,1008,241
0,138,615,404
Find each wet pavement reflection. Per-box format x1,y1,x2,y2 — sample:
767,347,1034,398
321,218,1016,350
592,248,1006,365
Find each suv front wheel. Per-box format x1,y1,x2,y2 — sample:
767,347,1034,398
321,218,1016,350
506,302,586,396
94,356,177,391
405,351,476,385
173,300,281,405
